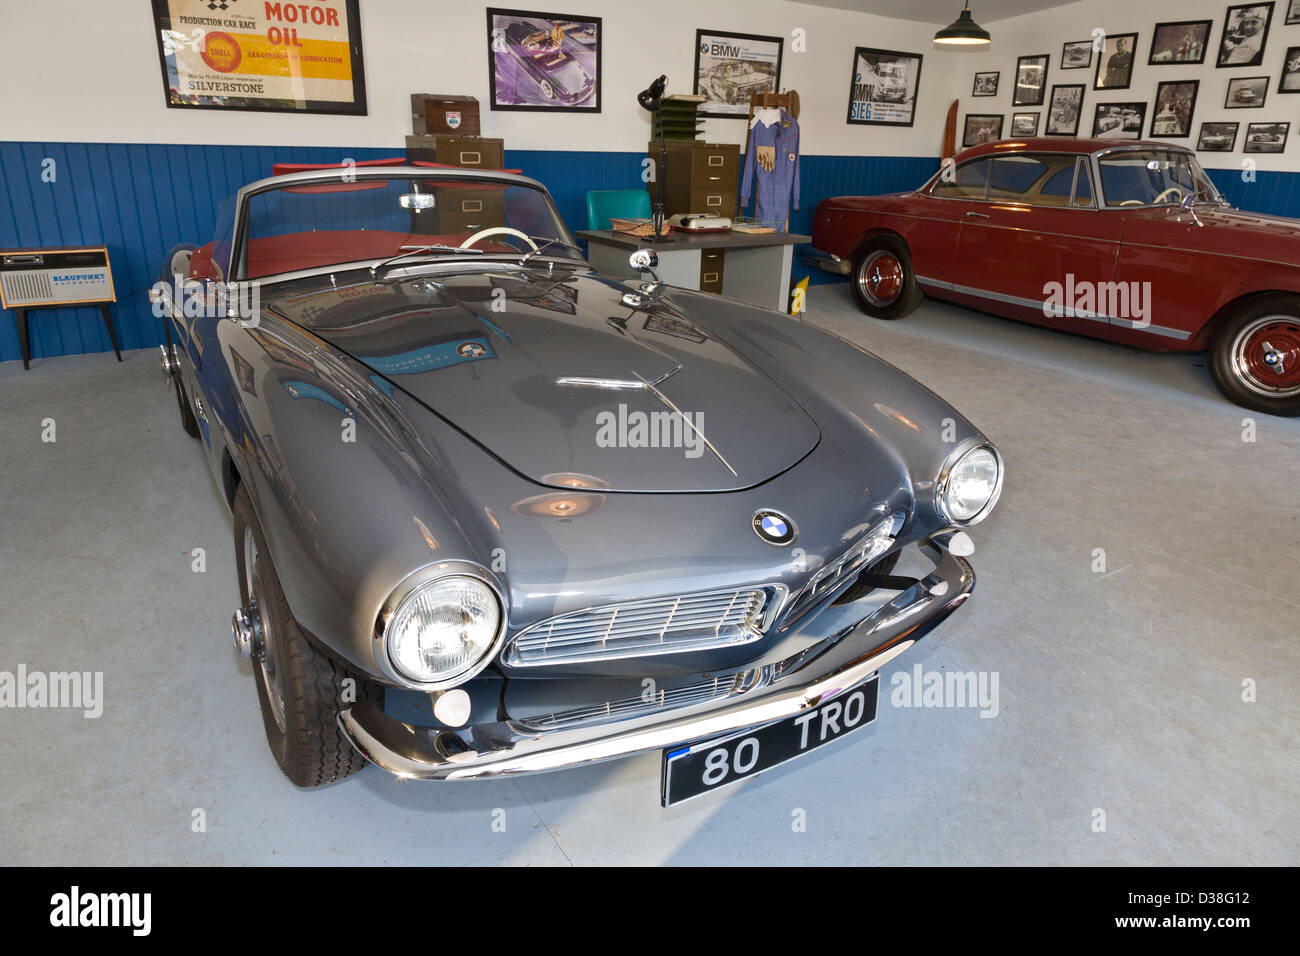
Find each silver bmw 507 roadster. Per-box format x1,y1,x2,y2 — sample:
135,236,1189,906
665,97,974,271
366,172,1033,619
158,164,1002,803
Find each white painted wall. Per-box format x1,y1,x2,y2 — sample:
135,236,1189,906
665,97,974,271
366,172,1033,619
3,0,1291,169
0,0,948,156
948,0,1300,170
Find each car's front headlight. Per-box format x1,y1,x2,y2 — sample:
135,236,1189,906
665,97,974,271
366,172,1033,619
379,567,503,687
937,442,1003,526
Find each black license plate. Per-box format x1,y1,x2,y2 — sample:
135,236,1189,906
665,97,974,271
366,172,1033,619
660,676,878,807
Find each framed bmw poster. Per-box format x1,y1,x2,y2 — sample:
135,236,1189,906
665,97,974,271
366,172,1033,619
487,8,602,112
694,29,783,119
150,0,367,114
847,47,923,127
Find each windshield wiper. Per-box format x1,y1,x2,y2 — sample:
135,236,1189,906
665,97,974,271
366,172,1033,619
371,244,482,279
517,236,585,267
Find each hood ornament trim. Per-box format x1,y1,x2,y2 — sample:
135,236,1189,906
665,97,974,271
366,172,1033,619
557,364,681,391
632,369,737,478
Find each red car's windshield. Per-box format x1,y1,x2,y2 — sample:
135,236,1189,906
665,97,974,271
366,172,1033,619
240,176,578,279
1097,150,1222,207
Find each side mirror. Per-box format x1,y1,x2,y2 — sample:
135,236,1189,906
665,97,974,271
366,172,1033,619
628,248,659,272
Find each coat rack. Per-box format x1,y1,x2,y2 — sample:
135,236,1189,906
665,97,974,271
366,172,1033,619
744,89,800,157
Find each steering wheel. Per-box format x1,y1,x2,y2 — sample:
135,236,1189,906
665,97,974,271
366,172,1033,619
1153,186,1185,205
459,227,538,253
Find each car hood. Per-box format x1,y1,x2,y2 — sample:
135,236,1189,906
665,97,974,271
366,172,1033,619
1122,204,1300,259
267,266,820,492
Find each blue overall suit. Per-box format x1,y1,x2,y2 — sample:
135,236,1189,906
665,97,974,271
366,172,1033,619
739,108,801,228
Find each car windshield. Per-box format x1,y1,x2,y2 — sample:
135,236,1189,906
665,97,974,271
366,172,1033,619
239,174,580,279
1097,150,1222,207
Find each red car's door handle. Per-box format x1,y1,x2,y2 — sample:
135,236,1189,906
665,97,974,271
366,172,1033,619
964,210,990,219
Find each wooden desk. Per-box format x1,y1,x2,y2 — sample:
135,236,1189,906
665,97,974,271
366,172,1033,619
576,229,810,313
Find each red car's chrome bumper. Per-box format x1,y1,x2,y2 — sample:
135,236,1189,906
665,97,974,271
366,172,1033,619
337,534,975,781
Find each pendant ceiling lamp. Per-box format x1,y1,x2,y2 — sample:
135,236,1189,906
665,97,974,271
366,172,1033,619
934,2,992,46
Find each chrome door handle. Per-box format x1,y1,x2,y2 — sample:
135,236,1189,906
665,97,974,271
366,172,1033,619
965,211,990,219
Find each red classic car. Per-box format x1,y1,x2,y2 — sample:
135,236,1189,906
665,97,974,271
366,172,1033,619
807,138,1300,416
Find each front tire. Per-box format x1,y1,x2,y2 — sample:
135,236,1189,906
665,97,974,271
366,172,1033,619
1209,295,1300,417
850,236,921,320
232,485,380,787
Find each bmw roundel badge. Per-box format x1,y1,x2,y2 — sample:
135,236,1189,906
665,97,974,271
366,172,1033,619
752,509,796,546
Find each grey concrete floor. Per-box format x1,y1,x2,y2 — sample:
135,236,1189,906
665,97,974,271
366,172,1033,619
1,283,1297,866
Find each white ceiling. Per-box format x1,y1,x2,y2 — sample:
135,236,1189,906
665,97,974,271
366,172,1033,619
789,0,1080,26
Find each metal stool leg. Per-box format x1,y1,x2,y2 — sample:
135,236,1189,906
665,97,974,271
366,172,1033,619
100,303,122,361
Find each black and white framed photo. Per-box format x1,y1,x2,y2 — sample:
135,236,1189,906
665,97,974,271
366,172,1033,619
694,29,783,118
1151,80,1199,137
487,8,601,112
1243,120,1289,151
846,47,923,126
1010,111,1040,135
1092,101,1148,139
1217,3,1275,67
1149,20,1213,64
1014,54,1049,105
1288,0,1300,23
1225,75,1269,107
1279,46,1300,92
972,71,999,96
1061,40,1093,69
1045,83,1085,135
1095,32,1138,89
962,113,1004,146
1197,120,1240,150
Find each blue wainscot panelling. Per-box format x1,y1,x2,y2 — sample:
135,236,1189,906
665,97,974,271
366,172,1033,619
0,142,395,365
1206,166,1300,220
3,140,1298,363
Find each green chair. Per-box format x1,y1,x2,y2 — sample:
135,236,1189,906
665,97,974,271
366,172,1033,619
586,189,651,231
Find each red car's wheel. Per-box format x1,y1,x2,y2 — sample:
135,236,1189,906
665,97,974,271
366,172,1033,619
1210,296,1300,417
850,237,921,320
862,252,904,304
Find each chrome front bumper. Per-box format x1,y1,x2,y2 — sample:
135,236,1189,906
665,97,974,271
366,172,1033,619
337,534,974,781
802,247,852,276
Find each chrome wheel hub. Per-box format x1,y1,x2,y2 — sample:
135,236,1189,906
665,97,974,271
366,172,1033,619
1261,342,1285,374
243,527,287,733
1230,316,1300,397
160,344,180,380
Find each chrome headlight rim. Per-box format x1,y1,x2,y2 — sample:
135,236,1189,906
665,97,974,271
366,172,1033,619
373,560,507,691
935,438,1004,528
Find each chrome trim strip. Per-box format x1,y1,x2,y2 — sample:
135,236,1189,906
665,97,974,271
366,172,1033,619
338,536,974,780
915,276,1192,340
634,369,738,477
556,365,681,391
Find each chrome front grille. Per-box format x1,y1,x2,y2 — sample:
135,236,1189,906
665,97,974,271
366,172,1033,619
517,669,765,731
502,586,785,667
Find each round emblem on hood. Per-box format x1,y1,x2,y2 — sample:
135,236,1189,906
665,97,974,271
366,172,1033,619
752,509,796,546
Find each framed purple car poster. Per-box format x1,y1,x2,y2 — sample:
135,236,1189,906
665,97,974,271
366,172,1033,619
486,8,601,112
